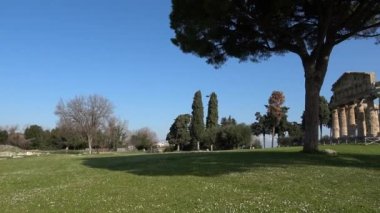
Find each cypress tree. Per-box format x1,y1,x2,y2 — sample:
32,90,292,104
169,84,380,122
206,92,218,129
190,90,204,150
205,92,218,151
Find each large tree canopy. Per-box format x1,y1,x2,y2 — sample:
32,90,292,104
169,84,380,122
170,0,380,152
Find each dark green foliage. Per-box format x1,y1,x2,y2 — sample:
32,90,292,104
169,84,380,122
206,92,218,129
171,0,380,66
54,127,87,150
202,127,218,149
24,125,44,140
216,122,251,150
279,122,304,147
170,0,380,152
251,113,264,136
287,122,304,139
220,116,236,127
278,137,303,147
0,130,8,144
203,92,219,148
275,107,289,137
24,125,65,150
167,114,192,150
190,90,205,149
46,128,68,149
319,96,331,138
4,126,62,150
24,125,47,149
251,112,270,148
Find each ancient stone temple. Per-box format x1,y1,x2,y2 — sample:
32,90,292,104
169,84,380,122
330,72,380,139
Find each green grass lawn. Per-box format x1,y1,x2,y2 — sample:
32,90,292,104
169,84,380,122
0,145,379,212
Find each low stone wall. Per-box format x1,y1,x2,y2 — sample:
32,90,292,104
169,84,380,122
0,151,42,159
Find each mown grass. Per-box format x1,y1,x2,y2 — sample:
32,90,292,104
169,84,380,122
0,145,379,212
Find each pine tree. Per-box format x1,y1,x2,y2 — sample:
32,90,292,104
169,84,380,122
190,90,205,150
166,114,191,151
171,0,380,152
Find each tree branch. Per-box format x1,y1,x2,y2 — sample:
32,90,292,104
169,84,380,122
356,32,380,38
310,2,334,60
334,21,380,45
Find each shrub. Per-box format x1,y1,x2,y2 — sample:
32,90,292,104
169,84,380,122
278,136,303,147
251,138,262,149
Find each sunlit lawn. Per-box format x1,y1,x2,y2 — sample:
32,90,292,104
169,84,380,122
0,144,379,212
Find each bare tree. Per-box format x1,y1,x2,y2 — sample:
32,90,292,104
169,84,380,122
55,95,113,154
104,117,128,151
129,127,158,151
3,126,31,149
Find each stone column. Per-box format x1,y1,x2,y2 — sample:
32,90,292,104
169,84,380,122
332,109,340,139
366,99,379,137
355,103,366,138
339,107,348,137
347,104,356,137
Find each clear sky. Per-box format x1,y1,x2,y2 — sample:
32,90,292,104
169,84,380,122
1,0,379,140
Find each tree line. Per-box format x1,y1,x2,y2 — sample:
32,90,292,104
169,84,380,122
164,89,332,151
0,93,332,152
0,118,129,151
166,90,257,151
0,94,159,152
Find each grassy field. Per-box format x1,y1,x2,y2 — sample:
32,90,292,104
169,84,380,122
0,145,379,212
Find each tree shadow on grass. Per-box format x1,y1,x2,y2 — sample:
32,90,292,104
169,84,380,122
81,150,380,177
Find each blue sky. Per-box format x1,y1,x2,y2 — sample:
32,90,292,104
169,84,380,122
0,0,379,140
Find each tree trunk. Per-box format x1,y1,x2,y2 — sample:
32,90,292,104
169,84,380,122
303,65,325,153
88,135,93,154
271,127,275,148
197,141,200,151
262,133,266,149
303,75,321,152
177,144,180,151
329,127,332,145
301,44,332,152
320,124,323,141
210,144,213,151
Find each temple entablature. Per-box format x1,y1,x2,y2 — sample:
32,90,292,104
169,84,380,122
330,72,380,139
